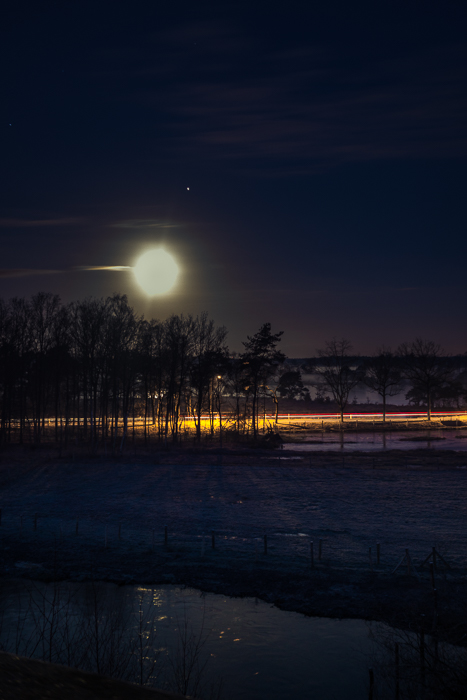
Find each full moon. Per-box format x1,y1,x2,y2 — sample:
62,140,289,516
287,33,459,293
133,249,179,296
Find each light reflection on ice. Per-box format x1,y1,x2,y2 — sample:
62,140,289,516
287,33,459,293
285,428,467,452
0,580,372,700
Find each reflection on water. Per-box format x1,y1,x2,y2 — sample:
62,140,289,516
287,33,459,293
0,579,376,700
368,620,467,699
285,428,467,452
1,581,464,698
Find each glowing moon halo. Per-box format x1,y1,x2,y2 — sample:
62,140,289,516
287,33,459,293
133,249,179,296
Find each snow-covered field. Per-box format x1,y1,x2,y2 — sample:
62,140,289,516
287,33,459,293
1,452,467,573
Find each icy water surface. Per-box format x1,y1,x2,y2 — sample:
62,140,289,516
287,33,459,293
285,428,467,452
0,580,374,699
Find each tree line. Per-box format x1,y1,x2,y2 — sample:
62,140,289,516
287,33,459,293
310,338,466,423
0,292,284,446
0,292,465,447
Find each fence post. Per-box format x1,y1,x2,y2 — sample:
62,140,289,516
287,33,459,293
395,643,400,700
368,668,374,700
310,541,314,569
430,562,435,590
420,631,426,689
432,589,438,632
376,543,380,566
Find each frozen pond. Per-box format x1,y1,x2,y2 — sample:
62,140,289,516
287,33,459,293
0,579,380,699
285,428,467,452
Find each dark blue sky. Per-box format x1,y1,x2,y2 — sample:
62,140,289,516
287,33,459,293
2,1,466,355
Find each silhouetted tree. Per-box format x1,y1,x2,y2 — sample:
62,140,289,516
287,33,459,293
102,294,138,449
70,297,108,439
225,353,249,433
363,348,403,421
29,292,70,443
190,313,228,442
315,338,361,422
241,323,285,439
8,297,33,443
277,370,309,400
398,338,453,420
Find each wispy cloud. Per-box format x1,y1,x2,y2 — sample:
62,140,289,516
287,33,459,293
75,266,131,271
0,266,131,278
167,57,467,167
77,20,467,173
111,219,179,229
123,23,467,170
0,269,62,278
0,218,83,227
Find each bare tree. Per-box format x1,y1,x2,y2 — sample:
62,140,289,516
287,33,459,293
29,293,62,442
101,294,138,450
69,297,108,441
8,297,33,443
398,339,453,420
315,338,361,422
241,323,285,439
190,313,228,442
225,353,249,434
363,348,403,422
165,604,223,700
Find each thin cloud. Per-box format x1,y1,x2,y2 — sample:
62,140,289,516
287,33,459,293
0,269,62,278
86,21,467,171
111,219,179,229
170,70,467,165
133,25,467,169
75,266,131,271
0,266,131,278
0,218,83,227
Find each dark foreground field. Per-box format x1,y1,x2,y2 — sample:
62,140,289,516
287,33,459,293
0,445,466,645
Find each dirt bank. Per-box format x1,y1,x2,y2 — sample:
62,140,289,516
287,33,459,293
0,652,189,700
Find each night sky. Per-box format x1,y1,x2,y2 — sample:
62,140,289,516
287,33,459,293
2,1,466,356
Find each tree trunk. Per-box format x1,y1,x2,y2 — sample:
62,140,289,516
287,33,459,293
274,394,279,424
252,388,257,439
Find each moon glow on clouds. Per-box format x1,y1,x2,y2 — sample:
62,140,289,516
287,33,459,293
2,249,180,297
